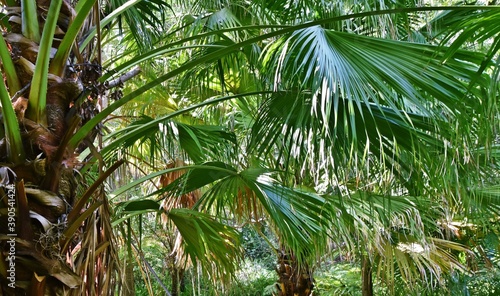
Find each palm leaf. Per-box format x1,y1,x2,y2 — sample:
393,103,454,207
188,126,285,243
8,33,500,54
0,75,24,164
104,0,172,52
249,90,444,187
26,0,63,124
71,7,499,152
0,35,20,95
163,162,332,264
431,6,500,58
261,26,486,117
79,0,142,51
98,115,237,165
50,0,98,76
167,208,242,282
113,199,242,284
467,184,500,217
109,162,235,200
70,92,266,155
375,236,469,292
323,190,467,291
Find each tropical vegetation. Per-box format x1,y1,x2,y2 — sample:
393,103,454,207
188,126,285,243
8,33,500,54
0,0,500,295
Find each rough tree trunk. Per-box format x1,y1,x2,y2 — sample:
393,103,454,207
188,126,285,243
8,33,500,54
0,0,112,295
275,248,314,296
170,265,185,296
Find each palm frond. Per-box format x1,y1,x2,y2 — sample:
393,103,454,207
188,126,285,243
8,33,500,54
375,236,469,293
113,196,242,284
99,115,237,166
0,35,20,95
73,7,497,151
261,26,486,116
50,0,98,76
249,90,444,187
251,23,495,188
70,195,120,296
79,0,142,51
468,184,500,217
20,0,40,42
102,0,172,52
431,5,500,57
167,208,242,283
72,92,264,160
323,190,468,292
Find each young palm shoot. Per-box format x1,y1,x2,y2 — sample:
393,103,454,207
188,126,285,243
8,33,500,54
0,36,21,95
0,79,24,164
21,0,40,42
26,0,63,125
50,0,98,76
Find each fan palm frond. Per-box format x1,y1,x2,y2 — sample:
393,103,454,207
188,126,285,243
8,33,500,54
161,162,332,264
113,197,242,284
104,0,173,52
250,90,445,187
167,208,242,283
261,25,486,115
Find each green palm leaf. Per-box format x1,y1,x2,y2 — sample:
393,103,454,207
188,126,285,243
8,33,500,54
325,190,467,291
261,26,486,117
167,208,242,282
0,35,20,95
163,162,332,264
113,199,242,282
21,0,40,42
50,0,98,76
26,0,63,124
0,78,24,164
250,90,444,187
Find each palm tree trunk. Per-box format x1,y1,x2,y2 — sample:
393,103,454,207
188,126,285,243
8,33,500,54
170,266,185,296
122,262,136,295
362,254,374,296
0,1,116,295
275,248,314,296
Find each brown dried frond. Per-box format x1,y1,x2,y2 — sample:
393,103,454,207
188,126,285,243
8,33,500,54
158,159,200,274
70,193,119,296
13,96,28,120
235,186,264,226
159,158,201,215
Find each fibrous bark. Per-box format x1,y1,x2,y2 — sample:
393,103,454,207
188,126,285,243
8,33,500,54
275,248,314,296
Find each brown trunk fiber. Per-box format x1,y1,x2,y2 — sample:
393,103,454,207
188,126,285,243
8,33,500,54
362,255,373,296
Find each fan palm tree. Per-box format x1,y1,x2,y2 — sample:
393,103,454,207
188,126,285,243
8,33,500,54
0,0,174,294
